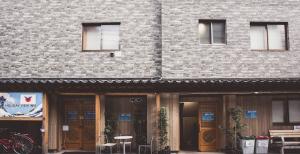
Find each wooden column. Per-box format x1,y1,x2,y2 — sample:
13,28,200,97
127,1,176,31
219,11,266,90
48,94,58,151
169,94,180,151
42,93,49,154
95,94,101,146
161,93,180,152
156,93,161,152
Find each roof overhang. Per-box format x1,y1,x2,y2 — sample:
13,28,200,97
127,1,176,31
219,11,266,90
0,78,300,93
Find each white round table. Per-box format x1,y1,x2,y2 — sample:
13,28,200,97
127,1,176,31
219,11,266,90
114,136,133,154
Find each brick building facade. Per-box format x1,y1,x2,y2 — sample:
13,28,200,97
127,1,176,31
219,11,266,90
0,0,300,153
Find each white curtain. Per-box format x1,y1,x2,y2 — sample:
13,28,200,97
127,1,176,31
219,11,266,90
250,26,267,50
199,22,211,44
268,25,286,50
289,100,300,122
272,100,284,123
101,25,120,50
84,26,101,50
212,22,225,44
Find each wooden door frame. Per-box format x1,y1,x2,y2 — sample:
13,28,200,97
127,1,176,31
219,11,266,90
198,101,218,152
58,93,155,152
59,95,96,151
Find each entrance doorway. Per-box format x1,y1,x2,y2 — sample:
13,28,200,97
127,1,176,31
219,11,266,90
180,102,198,151
105,96,147,150
61,96,95,151
198,101,219,152
180,96,222,152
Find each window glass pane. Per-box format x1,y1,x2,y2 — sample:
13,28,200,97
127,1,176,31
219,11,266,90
101,25,120,50
268,25,286,50
199,22,211,44
83,26,101,50
212,22,225,44
288,100,300,122
272,100,284,123
250,26,267,50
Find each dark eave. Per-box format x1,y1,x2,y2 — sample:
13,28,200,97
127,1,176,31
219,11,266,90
0,78,300,92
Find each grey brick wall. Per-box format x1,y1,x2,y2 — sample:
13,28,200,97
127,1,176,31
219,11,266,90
162,0,300,78
1,0,300,79
0,0,161,78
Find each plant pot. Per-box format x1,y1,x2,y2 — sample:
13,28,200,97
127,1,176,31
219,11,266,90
256,136,269,154
158,146,170,154
240,139,255,154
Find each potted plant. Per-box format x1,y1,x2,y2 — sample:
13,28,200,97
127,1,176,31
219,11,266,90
220,106,247,154
240,135,255,154
158,107,170,154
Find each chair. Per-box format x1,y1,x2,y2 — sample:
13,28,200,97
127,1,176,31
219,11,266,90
97,136,117,154
138,137,153,154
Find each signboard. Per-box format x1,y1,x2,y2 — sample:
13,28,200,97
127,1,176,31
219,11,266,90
294,125,300,130
84,111,95,120
202,112,215,121
62,125,69,132
0,92,43,118
245,110,257,119
119,113,131,121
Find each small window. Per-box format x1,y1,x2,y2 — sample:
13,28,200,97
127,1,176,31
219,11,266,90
250,22,288,50
199,20,226,44
288,100,300,123
272,99,300,125
82,23,120,51
272,100,284,123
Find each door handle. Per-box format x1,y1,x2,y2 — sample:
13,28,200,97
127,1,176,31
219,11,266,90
79,115,84,120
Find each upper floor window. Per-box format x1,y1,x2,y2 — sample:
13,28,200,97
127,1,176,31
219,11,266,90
199,20,226,44
250,22,288,50
82,23,120,51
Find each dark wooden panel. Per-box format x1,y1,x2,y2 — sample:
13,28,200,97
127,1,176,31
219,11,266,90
237,95,294,137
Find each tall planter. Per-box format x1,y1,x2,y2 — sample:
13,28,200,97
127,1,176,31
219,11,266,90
221,106,247,153
158,107,170,154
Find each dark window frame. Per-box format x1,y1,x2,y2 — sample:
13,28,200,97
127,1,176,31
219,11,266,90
272,98,300,126
82,22,121,52
250,22,289,51
198,19,227,45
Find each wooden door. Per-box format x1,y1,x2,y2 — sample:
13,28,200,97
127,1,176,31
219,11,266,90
198,102,218,152
63,96,95,151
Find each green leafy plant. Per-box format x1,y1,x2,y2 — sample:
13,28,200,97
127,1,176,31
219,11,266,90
221,106,247,151
104,111,116,143
133,118,147,145
158,107,168,151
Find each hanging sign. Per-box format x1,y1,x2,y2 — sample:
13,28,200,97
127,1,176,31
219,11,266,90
245,110,257,119
0,92,43,118
202,112,215,121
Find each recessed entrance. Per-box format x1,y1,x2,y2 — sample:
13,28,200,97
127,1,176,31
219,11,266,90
61,96,95,151
180,96,222,152
180,102,199,151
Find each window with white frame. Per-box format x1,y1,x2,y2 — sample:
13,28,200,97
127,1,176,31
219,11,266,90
250,22,288,50
272,99,300,124
82,23,120,51
199,20,226,44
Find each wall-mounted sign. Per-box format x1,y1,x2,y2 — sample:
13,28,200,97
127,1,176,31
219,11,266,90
67,111,77,120
84,111,95,120
0,92,43,118
119,113,131,121
62,125,69,132
129,97,144,104
245,110,257,119
202,112,215,121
